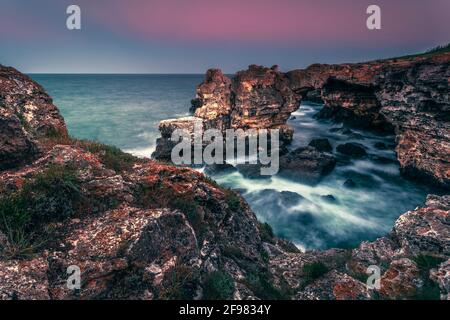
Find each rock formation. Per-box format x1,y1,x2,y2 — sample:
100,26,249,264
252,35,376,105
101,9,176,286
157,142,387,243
0,58,449,300
268,194,449,300
0,65,67,170
155,51,449,189
153,65,300,162
287,52,450,189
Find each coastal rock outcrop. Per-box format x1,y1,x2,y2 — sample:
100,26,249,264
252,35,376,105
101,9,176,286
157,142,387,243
153,65,301,161
154,52,449,189
288,52,450,189
0,65,68,170
1,60,449,300
269,194,450,300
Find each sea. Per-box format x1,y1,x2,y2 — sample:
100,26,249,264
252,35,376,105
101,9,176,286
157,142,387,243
30,74,432,250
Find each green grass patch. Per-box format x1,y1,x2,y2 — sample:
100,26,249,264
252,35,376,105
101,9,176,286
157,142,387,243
258,222,275,244
387,43,450,61
222,245,247,260
260,250,270,264
301,262,328,285
0,164,81,258
224,189,241,212
413,255,445,270
411,255,446,300
203,271,235,300
160,264,199,300
80,141,136,172
242,270,290,300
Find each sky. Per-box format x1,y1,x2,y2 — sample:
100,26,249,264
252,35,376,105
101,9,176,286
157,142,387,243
0,0,449,73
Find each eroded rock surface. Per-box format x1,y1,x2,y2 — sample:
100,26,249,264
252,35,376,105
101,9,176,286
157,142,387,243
269,194,450,300
0,65,68,170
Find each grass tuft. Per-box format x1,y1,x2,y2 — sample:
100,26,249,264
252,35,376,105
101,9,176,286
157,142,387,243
203,271,235,300
301,262,328,286
0,164,81,258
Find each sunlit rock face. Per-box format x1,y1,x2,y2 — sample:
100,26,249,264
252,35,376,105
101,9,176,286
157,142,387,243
0,65,68,170
154,65,301,162
192,65,301,133
376,57,450,189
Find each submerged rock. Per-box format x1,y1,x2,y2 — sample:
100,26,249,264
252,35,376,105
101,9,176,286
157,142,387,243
236,163,271,180
336,142,367,158
279,146,336,185
320,194,338,203
308,138,333,152
374,142,388,150
343,178,356,188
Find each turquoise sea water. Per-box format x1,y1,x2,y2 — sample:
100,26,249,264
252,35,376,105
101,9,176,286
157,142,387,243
30,74,432,250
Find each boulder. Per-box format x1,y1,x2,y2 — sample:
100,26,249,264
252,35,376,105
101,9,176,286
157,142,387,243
0,65,67,170
336,142,367,158
279,146,336,185
308,138,332,152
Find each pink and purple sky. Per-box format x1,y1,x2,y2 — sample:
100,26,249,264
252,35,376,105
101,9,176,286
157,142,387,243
1,0,449,73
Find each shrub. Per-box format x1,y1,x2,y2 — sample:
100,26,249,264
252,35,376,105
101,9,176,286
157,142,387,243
224,189,241,212
222,245,246,260
203,271,235,300
411,255,446,300
0,164,81,258
80,141,136,172
413,255,445,270
160,264,198,300
260,250,270,264
242,271,289,300
301,262,328,284
258,222,275,243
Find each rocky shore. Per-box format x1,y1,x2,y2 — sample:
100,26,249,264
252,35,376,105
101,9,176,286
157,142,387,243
154,52,450,189
0,50,449,300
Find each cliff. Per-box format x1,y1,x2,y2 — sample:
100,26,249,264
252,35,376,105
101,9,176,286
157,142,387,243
154,52,450,189
0,62,449,300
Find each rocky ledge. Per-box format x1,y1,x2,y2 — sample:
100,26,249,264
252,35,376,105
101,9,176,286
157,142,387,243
0,64,449,300
154,51,450,189
0,66,67,170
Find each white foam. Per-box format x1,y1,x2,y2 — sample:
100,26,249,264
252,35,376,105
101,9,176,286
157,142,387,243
124,145,155,158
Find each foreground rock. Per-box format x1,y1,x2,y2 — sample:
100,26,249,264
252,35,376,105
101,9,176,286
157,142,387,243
0,144,272,299
269,194,450,300
0,65,67,170
1,63,448,301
